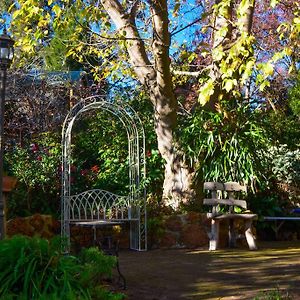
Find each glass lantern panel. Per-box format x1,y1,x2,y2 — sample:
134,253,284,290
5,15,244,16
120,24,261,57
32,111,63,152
8,48,14,60
0,47,9,59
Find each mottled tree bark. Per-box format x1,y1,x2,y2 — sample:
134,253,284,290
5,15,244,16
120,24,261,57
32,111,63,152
101,0,194,209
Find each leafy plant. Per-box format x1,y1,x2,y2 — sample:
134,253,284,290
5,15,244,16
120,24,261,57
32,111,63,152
4,132,61,217
0,235,123,300
70,96,164,197
249,192,283,218
178,105,269,184
268,145,300,187
288,74,300,118
253,288,292,300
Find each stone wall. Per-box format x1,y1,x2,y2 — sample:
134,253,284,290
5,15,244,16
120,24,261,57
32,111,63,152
149,212,210,249
7,214,60,239
6,213,258,250
148,212,259,249
6,214,129,250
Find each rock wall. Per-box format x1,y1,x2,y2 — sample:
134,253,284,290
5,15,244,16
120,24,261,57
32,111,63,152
155,212,209,249
6,214,128,250
6,213,257,250
7,214,60,239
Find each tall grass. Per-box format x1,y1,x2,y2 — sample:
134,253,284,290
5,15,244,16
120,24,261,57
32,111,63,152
0,235,123,299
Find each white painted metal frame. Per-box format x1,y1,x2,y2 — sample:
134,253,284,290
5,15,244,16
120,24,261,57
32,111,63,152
61,95,146,251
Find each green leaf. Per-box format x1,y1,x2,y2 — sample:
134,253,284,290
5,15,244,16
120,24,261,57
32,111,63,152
198,80,215,106
223,79,237,92
270,0,279,8
212,47,225,61
259,80,270,91
263,63,274,76
52,5,61,16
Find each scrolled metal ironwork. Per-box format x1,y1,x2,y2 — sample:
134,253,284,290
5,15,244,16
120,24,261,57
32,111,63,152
61,95,146,251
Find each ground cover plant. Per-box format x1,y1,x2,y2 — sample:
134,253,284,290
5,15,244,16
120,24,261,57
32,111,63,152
0,235,124,300
253,288,293,300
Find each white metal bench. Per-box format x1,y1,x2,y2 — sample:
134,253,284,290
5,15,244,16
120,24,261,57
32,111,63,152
67,189,134,289
68,189,136,222
67,189,140,250
204,182,258,251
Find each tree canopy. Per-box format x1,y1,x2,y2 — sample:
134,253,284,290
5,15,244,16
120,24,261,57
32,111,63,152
2,0,300,209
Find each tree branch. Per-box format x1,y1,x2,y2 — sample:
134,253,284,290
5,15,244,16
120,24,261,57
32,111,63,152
101,0,155,85
239,0,256,34
170,16,203,37
150,1,173,89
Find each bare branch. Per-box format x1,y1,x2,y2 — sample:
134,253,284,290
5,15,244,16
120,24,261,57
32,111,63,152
101,0,155,84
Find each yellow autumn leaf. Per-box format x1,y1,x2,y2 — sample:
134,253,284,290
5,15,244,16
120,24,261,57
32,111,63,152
22,44,34,53
270,0,279,8
198,80,215,106
263,63,274,76
223,79,237,93
52,4,62,17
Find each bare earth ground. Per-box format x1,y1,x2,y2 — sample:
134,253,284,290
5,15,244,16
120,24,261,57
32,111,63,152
117,241,300,300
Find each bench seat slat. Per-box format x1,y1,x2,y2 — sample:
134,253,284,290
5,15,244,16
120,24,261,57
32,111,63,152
213,213,257,220
203,198,247,209
223,182,247,192
69,218,139,223
204,182,225,190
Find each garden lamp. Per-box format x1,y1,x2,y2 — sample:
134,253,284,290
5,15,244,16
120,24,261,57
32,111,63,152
0,29,14,69
0,28,14,240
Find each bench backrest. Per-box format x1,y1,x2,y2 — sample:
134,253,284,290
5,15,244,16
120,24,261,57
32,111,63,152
69,189,132,221
203,182,247,214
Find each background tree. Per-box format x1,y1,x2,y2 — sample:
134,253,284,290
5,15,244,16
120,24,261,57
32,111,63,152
6,0,300,210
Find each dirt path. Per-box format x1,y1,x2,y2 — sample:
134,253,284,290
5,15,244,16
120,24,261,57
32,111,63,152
118,241,300,300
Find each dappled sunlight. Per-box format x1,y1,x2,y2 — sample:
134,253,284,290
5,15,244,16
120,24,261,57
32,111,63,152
120,241,300,299
184,242,300,298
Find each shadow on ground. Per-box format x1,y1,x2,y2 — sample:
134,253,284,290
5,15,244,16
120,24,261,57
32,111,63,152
118,241,300,300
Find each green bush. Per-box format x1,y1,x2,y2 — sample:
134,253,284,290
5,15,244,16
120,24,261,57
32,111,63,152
178,105,269,184
4,94,165,217
5,132,61,217
0,235,124,300
268,145,300,188
70,99,164,197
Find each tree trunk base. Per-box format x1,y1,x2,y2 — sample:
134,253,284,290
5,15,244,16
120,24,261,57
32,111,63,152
162,158,194,210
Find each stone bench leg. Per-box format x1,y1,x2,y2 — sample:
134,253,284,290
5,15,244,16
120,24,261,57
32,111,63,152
209,219,220,251
245,220,257,250
228,219,236,248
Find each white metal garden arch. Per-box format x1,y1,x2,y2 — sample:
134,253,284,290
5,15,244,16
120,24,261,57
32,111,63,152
61,95,147,251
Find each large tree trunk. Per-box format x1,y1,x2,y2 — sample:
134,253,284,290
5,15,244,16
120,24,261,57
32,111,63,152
101,0,195,209
148,1,194,208
149,86,194,209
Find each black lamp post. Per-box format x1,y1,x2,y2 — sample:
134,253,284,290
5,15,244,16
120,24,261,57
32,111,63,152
0,28,14,239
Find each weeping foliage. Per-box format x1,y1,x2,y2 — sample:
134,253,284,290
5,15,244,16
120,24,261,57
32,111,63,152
179,104,270,184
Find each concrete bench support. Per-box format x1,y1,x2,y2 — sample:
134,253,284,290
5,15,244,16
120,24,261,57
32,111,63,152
204,182,258,251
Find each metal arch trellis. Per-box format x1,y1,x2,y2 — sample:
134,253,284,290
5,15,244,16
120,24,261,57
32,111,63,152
61,95,147,251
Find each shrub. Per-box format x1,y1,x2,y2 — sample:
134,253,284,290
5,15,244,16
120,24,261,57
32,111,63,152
5,132,61,217
269,145,300,188
253,288,292,300
178,106,269,184
0,235,124,300
261,145,300,204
